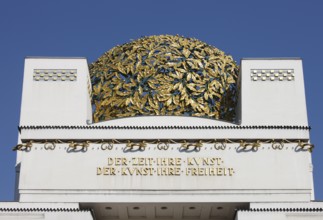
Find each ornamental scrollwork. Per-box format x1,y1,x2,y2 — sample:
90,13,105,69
214,140,226,150
44,142,56,150
124,141,147,152
271,140,284,150
101,142,113,150
68,141,90,152
157,141,169,150
238,140,261,151
12,139,315,153
179,140,203,152
296,141,314,152
13,141,33,151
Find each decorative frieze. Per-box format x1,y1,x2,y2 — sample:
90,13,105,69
250,69,294,81
33,69,77,82
13,139,314,153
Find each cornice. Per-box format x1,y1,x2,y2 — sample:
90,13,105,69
239,208,323,212
18,125,311,132
0,207,91,212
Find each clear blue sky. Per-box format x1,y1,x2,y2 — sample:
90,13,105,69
0,0,322,201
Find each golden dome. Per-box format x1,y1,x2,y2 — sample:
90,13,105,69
90,35,239,123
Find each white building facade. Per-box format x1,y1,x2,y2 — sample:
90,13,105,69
1,35,322,219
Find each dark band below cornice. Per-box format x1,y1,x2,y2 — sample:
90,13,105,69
18,125,311,132
238,208,323,212
0,208,91,212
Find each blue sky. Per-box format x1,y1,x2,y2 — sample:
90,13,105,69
0,0,322,201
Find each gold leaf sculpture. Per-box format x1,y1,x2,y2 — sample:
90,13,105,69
90,35,239,123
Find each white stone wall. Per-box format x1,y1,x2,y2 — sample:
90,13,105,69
17,142,313,203
20,57,92,126
14,58,315,212
240,58,308,126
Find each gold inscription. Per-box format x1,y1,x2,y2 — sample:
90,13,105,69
96,157,235,177
96,167,116,175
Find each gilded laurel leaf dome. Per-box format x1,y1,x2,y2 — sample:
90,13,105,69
90,35,239,123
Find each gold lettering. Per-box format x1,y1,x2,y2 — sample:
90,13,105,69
132,157,154,166
99,167,116,175
156,167,180,176
209,168,215,176
103,167,109,175
97,167,102,175
175,167,180,175
107,158,114,166
217,168,223,176
98,157,234,177
145,168,154,176
121,167,127,175
106,158,128,166
168,167,174,175
132,157,138,165
157,158,167,166
158,167,167,175
191,168,198,176
136,167,143,175
187,158,194,165
228,168,234,176
138,158,145,166
128,168,135,175
115,158,121,165
203,158,209,165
